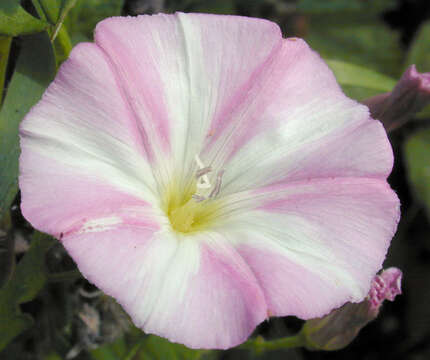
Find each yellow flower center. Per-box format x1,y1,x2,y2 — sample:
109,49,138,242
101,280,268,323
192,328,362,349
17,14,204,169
164,156,224,233
164,181,222,233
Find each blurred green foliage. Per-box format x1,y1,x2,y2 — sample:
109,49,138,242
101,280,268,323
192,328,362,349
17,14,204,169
0,36,12,102
298,0,403,101
402,18,430,218
404,129,430,220
326,59,396,101
65,0,125,42
406,21,430,118
406,21,430,71
0,32,55,219
31,0,76,64
90,335,212,360
0,232,54,351
0,228,15,288
305,15,402,78
297,0,397,14
0,0,49,36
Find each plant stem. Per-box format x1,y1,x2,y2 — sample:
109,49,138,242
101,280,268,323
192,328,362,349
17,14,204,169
53,26,73,64
51,0,78,42
31,0,74,65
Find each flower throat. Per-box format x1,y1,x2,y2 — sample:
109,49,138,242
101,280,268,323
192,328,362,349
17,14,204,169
165,156,224,233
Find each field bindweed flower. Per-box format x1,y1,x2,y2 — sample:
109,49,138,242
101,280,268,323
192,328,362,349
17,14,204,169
19,13,400,349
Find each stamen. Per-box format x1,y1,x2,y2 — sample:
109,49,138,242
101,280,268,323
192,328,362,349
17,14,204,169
209,170,225,198
195,155,211,189
192,194,206,202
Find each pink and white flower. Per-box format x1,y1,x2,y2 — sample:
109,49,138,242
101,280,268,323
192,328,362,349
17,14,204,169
19,13,400,349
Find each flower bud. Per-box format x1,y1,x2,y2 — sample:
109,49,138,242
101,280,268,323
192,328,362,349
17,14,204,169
301,267,402,351
363,65,430,131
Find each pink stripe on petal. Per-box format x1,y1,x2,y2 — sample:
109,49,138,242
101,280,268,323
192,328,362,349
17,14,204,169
63,229,267,349
63,227,160,300
194,16,282,146
274,118,394,183
139,234,268,349
216,177,399,319
19,41,161,237
151,239,267,349
95,16,176,155
94,14,283,171
20,151,154,236
211,39,393,195
27,42,149,159
238,244,355,319
203,39,332,162
256,178,399,265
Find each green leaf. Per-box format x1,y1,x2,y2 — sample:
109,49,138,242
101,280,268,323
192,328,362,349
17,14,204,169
0,32,55,219
31,0,77,41
416,105,430,119
90,337,129,360
12,232,54,303
0,232,55,351
305,14,403,78
0,229,15,288
190,0,236,14
406,21,430,72
137,335,208,360
124,342,144,360
326,59,397,101
405,21,430,120
0,232,54,303
31,0,74,65
64,0,124,41
0,313,33,351
0,36,11,104
404,128,430,219
0,0,49,36
43,353,63,360
89,335,213,360
52,1,78,40
297,0,396,14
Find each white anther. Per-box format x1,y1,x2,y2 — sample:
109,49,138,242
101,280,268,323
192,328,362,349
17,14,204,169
195,155,211,189
209,170,224,198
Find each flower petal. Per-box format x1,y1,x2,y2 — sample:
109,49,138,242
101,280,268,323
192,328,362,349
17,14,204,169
19,42,158,235
203,39,393,195
94,13,282,184
215,177,399,319
62,228,267,349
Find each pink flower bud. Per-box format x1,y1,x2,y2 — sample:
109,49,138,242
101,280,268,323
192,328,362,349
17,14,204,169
301,267,402,351
363,65,430,131
368,267,402,313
